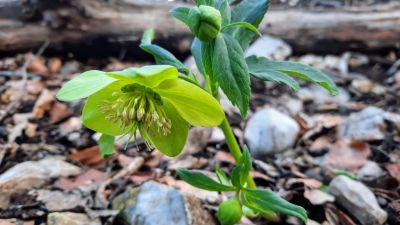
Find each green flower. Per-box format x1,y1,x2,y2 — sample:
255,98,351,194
57,65,224,156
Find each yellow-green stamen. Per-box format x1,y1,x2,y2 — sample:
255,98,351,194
99,83,171,148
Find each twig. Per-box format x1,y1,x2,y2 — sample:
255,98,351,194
0,40,50,122
96,156,145,206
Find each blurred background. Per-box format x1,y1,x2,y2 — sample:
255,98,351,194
0,0,399,225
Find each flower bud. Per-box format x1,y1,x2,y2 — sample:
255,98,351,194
188,5,222,41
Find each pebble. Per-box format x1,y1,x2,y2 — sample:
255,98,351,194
47,212,101,225
245,35,292,60
329,176,388,225
356,161,385,181
112,181,215,225
297,86,350,106
339,106,386,141
244,108,299,158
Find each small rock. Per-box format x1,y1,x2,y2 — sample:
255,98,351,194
351,79,373,94
0,158,81,209
298,86,350,106
47,212,100,225
329,176,388,225
339,106,385,141
357,161,385,181
244,108,299,158
113,181,215,225
245,35,292,60
35,190,85,211
27,56,48,74
59,117,82,136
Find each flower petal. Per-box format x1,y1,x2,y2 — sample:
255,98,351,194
156,79,224,127
57,70,116,101
82,81,125,135
148,100,189,157
107,65,178,88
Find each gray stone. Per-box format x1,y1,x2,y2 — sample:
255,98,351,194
329,176,387,225
47,212,101,225
0,158,81,209
245,35,292,60
357,161,385,181
297,86,350,106
339,106,386,141
244,108,299,158
113,181,215,225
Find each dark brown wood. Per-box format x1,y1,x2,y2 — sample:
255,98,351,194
0,0,399,54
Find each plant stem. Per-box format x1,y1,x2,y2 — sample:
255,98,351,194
219,117,257,189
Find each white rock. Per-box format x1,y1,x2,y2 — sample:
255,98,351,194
329,176,387,225
298,86,350,106
357,161,385,181
339,106,389,141
245,35,292,60
244,108,299,158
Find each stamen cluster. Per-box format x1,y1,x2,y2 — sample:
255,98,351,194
99,83,171,148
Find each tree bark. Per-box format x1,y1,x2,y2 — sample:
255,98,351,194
0,0,399,55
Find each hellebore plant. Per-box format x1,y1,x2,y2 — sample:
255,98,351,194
57,0,338,224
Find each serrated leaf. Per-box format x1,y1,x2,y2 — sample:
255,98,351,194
242,188,308,223
246,56,338,95
218,197,243,225
228,0,269,50
177,169,236,192
170,7,190,25
98,134,115,158
212,33,250,117
140,29,186,70
222,22,261,36
196,0,215,6
191,38,205,75
246,58,300,91
216,0,231,26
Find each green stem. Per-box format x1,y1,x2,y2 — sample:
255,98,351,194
219,117,257,189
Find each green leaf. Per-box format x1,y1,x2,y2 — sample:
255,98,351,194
334,169,357,180
212,33,250,117
191,38,205,75
246,56,339,95
218,197,243,225
228,0,269,50
196,0,215,6
98,134,115,158
56,70,115,101
215,166,231,186
222,22,261,36
246,58,300,91
177,169,236,192
140,29,186,70
200,39,219,95
242,188,308,223
170,7,190,25
216,0,231,26
231,146,252,188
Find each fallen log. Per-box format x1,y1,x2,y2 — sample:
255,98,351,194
0,0,399,55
